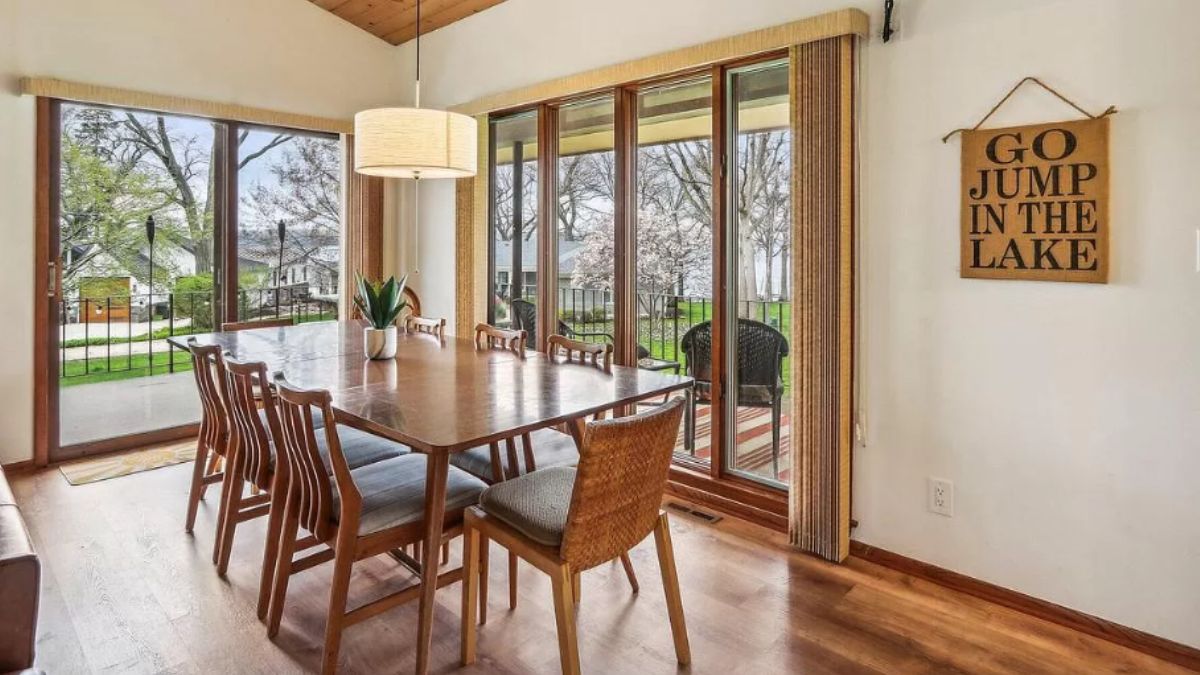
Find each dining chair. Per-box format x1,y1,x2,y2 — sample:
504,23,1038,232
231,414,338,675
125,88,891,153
266,380,487,675
221,317,296,332
453,329,636,621
404,314,446,339
219,356,411,612
460,398,690,675
183,342,230,535
473,322,525,358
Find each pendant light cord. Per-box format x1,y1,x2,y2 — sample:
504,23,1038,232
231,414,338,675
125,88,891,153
414,0,421,108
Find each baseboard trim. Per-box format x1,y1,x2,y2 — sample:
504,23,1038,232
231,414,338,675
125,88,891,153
0,459,34,474
849,541,1200,672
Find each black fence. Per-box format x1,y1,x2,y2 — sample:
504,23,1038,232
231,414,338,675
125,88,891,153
60,286,337,383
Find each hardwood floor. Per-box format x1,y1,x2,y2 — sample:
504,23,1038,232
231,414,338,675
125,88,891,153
10,463,1189,674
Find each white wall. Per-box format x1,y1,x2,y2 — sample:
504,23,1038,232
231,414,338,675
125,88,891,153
0,0,405,465
403,0,1200,649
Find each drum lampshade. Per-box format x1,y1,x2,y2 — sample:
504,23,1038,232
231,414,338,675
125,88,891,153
353,107,477,179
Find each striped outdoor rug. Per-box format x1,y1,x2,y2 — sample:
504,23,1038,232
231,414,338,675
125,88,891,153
676,404,791,482
60,439,196,486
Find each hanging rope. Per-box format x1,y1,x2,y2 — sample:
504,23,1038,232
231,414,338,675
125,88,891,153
941,76,1117,143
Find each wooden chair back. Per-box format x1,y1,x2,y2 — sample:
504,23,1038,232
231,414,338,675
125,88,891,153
474,323,526,358
223,357,280,490
274,380,353,543
221,317,296,332
547,334,612,373
405,315,446,339
560,397,685,571
187,340,230,457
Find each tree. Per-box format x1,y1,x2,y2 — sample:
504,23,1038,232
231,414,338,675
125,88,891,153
59,107,174,291
241,137,340,284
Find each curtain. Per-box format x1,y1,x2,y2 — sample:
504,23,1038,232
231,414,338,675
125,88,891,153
788,34,857,562
454,115,490,337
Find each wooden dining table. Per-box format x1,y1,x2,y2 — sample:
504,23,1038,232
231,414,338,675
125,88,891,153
169,320,692,674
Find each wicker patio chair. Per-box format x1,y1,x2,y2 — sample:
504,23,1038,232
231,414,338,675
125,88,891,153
679,319,790,476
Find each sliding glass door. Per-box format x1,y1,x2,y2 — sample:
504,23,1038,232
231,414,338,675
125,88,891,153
488,111,539,337
48,101,344,458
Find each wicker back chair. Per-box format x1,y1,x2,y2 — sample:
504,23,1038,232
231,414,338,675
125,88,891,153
460,398,690,674
679,319,790,475
562,398,684,570
182,341,229,535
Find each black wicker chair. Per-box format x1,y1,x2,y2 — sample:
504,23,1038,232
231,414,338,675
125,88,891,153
510,298,653,360
679,319,789,476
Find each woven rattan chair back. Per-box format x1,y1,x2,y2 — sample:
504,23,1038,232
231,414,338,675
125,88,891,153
680,319,789,387
560,397,685,570
221,317,295,332
509,298,538,348
187,341,230,457
223,357,280,490
274,380,340,542
474,323,526,358
546,334,612,373
405,314,447,339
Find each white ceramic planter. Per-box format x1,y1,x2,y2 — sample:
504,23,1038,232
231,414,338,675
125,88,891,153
364,325,397,360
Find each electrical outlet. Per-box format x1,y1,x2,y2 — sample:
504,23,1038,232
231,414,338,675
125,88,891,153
928,477,954,517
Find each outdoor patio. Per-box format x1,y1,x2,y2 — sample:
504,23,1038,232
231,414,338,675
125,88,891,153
59,371,199,447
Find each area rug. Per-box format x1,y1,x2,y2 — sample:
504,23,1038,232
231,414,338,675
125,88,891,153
59,439,196,486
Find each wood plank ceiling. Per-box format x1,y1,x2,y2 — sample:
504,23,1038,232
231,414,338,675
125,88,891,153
309,0,508,45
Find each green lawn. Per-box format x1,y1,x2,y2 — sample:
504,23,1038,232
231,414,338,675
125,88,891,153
61,350,193,387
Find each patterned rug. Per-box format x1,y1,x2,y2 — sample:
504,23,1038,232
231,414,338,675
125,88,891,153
59,439,196,486
676,404,792,482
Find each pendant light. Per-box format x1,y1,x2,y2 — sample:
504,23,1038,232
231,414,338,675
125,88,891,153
353,0,477,179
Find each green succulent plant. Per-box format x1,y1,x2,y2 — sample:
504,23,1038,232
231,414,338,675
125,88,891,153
353,273,409,329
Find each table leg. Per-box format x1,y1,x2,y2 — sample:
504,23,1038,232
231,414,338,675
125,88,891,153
415,452,449,675
566,417,587,452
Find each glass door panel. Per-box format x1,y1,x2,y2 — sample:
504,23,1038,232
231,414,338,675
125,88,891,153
489,111,540,344
56,104,216,448
236,129,342,323
635,77,714,464
556,96,616,347
725,60,792,487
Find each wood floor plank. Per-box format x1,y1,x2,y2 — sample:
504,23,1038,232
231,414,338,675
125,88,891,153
8,464,1191,674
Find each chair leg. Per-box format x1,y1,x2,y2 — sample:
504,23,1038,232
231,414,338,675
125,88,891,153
257,474,287,620
572,571,581,605
550,563,581,675
212,458,236,565
441,541,450,566
320,534,356,675
185,441,209,533
199,452,221,500
508,552,519,610
772,396,782,478
267,495,299,637
460,526,480,665
479,536,490,625
653,513,691,665
215,471,244,576
619,551,639,593
684,390,695,454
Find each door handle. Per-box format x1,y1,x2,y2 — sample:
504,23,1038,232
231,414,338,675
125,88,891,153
47,261,57,297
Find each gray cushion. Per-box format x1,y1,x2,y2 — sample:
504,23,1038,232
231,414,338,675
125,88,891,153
333,455,486,536
324,425,409,471
450,428,579,482
478,466,576,546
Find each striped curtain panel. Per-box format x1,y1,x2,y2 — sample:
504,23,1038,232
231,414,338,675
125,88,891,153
454,115,490,337
788,34,857,562
341,134,385,317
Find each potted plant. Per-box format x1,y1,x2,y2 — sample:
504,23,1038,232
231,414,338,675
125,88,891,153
353,274,409,360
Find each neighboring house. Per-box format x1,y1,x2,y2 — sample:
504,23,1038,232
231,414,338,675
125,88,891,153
492,238,610,315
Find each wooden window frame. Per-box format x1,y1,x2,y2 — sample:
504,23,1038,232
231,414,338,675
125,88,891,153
482,51,793,528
